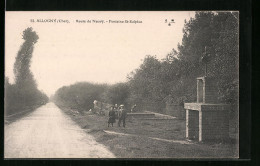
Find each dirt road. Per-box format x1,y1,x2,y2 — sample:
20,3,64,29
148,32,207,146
4,102,115,158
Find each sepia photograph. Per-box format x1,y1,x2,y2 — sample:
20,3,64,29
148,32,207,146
5,11,239,158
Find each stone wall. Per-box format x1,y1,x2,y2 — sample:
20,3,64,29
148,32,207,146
201,110,229,141
185,103,230,142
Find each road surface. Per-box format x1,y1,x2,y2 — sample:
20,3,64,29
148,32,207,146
4,102,115,158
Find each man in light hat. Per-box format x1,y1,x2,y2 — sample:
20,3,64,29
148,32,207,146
118,105,127,127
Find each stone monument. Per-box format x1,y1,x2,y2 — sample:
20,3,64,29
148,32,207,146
184,47,230,142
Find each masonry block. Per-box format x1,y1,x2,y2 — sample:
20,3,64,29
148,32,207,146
185,102,230,142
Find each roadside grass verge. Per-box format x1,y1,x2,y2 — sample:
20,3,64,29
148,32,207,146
58,105,238,158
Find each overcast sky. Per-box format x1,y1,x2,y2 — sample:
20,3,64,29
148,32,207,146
5,11,195,97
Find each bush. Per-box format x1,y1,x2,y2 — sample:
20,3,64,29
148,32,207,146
53,82,108,112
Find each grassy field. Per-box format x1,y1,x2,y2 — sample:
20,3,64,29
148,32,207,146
59,106,238,158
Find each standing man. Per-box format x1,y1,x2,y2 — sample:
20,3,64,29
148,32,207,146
118,105,127,127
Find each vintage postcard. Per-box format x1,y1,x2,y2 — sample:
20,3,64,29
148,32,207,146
5,11,239,158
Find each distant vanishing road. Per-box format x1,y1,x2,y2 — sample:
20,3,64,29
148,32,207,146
4,102,115,158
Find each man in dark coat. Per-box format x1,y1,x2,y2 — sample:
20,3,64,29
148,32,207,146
118,105,127,127
108,106,116,127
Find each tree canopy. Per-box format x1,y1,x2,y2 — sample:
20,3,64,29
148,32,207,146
53,12,238,115
5,27,48,115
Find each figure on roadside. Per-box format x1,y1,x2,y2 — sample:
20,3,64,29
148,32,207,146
108,106,116,127
131,104,137,112
118,105,127,127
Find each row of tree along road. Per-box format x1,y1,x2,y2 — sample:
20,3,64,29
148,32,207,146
5,28,48,116
53,12,239,128
5,12,238,129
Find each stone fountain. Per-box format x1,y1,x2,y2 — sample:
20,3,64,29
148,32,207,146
184,47,230,142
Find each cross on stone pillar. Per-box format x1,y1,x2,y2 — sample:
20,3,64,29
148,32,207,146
201,46,211,77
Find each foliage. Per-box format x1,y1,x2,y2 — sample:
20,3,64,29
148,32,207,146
53,12,238,115
53,82,108,111
102,83,130,106
53,81,131,112
14,27,38,89
5,27,48,115
127,12,239,112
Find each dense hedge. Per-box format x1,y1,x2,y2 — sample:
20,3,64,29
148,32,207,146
53,82,108,111
5,78,48,115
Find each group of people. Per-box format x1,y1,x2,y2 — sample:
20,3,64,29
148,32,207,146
108,104,127,128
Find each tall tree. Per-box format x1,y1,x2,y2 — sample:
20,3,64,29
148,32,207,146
175,11,239,103
14,27,39,89
126,12,239,113
5,27,48,115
